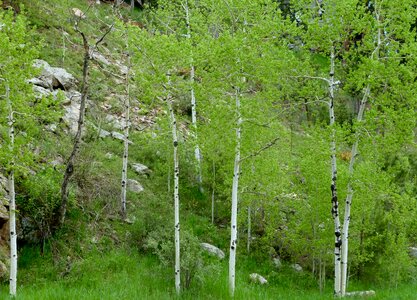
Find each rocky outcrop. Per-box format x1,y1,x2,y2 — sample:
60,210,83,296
31,59,77,91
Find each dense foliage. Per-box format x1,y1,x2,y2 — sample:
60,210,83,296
1,0,417,297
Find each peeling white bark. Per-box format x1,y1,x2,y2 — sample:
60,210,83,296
167,75,181,294
341,8,381,294
328,48,342,297
6,84,17,296
229,88,241,297
340,86,369,295
120,51,131,220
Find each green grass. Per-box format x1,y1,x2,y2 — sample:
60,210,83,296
1,247,416,300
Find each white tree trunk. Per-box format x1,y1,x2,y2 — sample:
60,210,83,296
184,0,203,190
341,7,380,293
229,88,241,297
167,75,181,294
120,52,131,220
6,84,17,296
328,48,342,297
340,86,369,295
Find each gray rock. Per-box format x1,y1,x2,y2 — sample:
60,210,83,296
64,90,82,103
292,264,303,272
249,273,267,285
90,49,111,65
33,85,64,102
105,114,125,130
131,163,150,175
33,59,77,91
119,64,128,75
409,247,417,258
30,78,50,90
50,157,64,167
46,124,58,133
273,257,282,269
63,102,81,135
111,131,133,144
111,131,125,140
99,129,111,138
127,179,144,193
104,152,114,159
200,243,225,259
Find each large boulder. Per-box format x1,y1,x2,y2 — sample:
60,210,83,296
32,59,77,91
200,243,225,259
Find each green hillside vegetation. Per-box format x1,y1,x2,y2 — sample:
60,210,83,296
1,0,417,298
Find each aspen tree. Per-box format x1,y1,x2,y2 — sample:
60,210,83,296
120,36,131,220
228,88,241,296
328,47,342,296
6,83,17,296
183,0,203,191
165,74,181,294
340,2,383,294
0,11,41,296
287,1,364,294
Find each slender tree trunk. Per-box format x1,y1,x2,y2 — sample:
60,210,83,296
340,7,380,293
166,75,181,294
229,88,241,297
328,47,342,297
57,20,112,227
58,32,90,227
6,84,17,296
120,48,131,220
340,86,369,295
184,0,203,191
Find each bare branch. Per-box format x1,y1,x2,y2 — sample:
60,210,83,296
94,23,114,49
240,136,280,163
